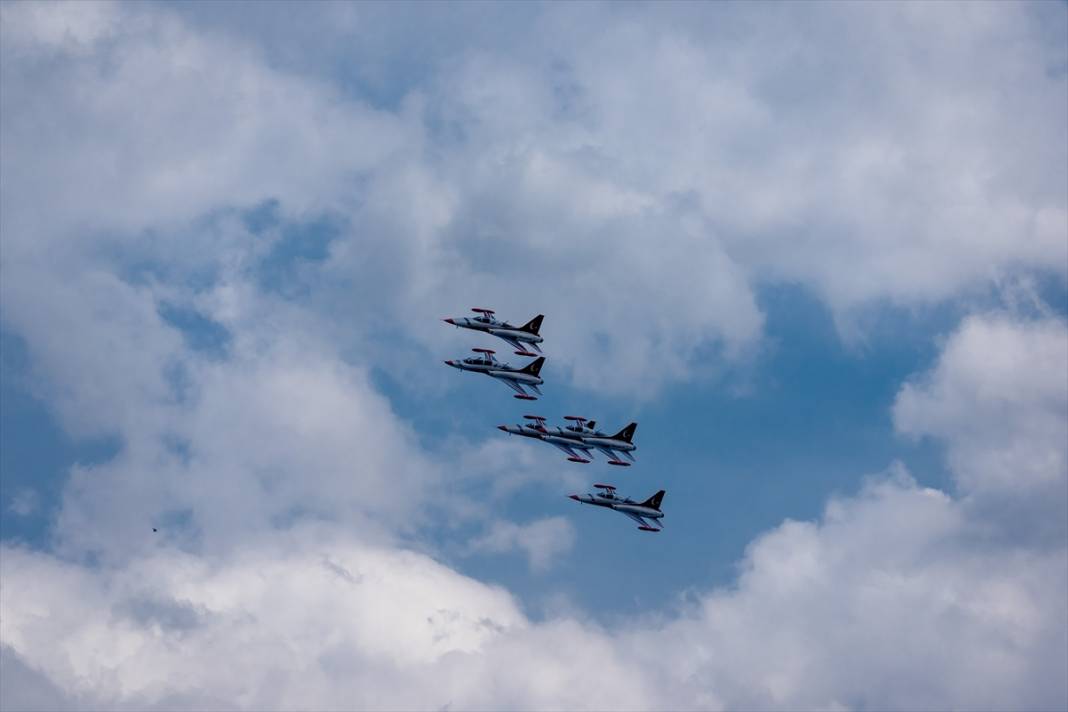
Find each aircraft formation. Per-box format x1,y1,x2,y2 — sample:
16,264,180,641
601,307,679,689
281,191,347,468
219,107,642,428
443,308,666,532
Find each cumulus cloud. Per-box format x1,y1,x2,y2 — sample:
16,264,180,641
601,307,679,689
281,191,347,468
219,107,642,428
6,2,1063,396
0,535,656,711
467,516,576,572
0,1,407,246
356,1,1067,362
49,334,441,563
894,313,1068,546
3,313,1065,710
644,467,1065,711
895,314,1068,498
3,474,1063,709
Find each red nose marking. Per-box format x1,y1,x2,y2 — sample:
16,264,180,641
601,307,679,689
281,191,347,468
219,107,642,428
443,318,456,324
569,495,580,501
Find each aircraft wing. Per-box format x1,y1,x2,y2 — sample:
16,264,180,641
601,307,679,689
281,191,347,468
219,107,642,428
621,511,660,531
595,446,623,461
493,333,527,353
547,440,591,462
497,377,531,397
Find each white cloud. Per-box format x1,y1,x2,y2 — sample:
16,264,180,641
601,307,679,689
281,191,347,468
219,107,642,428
0,536,657,711
3,313,1065,710
0,0,120,54
638,467,1067,711
467,516,576,572
1,3,1065,710
0,645,73,712
7,489,39,517
333,1,1064,392
48,333,440,563
893,313,1068,549
3,469,1063,710
0,1,408,252
392,1,1067,313
895,313,1068,498
8,3,1063,396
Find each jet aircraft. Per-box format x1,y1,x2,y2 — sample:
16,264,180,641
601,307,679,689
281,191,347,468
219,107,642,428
498,415,637,465
569,483,665,532
498,415,597,463
444,348,545,400
443,308,544,356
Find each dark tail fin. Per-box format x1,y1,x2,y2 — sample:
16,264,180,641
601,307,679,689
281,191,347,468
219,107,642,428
520,314,544,335
519,356,545,377
640,490,665,511
612,422,637,443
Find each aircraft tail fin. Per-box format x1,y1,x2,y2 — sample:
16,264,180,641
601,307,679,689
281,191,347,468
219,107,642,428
640,490,665,511
612,422,637,443
520,314,544,335
519,356,545,377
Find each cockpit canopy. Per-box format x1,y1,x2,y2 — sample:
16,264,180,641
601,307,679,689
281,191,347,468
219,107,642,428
463,354,495,366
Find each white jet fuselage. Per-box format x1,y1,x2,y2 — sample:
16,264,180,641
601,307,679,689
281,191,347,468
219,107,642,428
491,369,542,385
570,493,663,520
447,318,543,346
581,435,636,453
444,360,542,384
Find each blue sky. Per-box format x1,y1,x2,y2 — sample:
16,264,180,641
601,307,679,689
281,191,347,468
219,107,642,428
1,2,1066,710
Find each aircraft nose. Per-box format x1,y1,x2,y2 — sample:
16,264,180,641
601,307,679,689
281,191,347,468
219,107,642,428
569,494,579,501
444,360,456,367
497,425,508,431
443,318,455,325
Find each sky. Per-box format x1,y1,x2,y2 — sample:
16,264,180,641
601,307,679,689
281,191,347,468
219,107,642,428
0,1,1066,710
